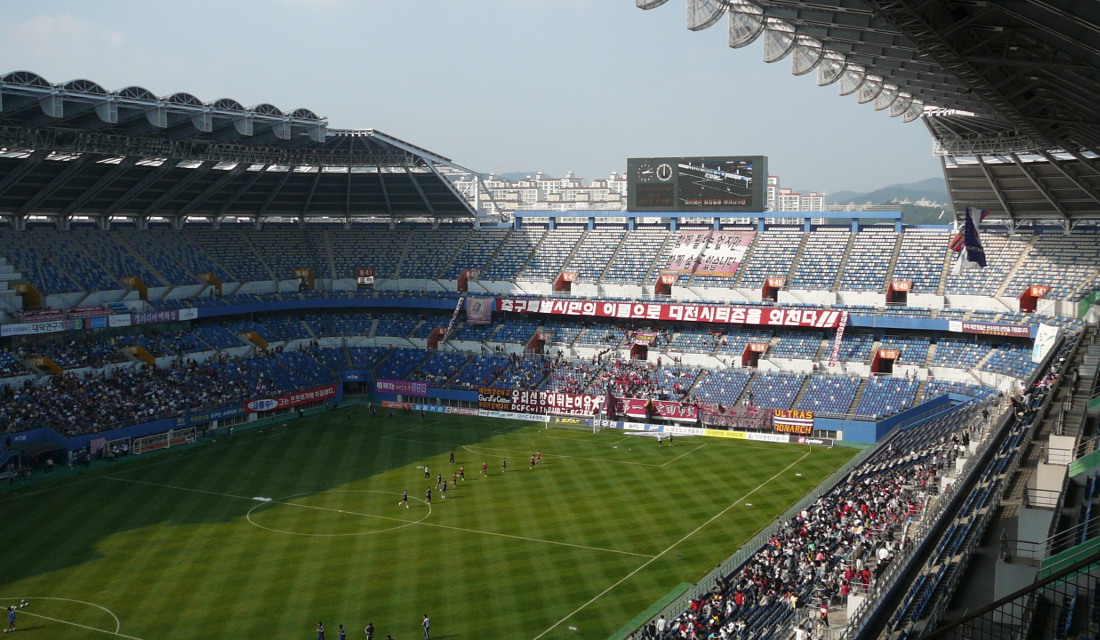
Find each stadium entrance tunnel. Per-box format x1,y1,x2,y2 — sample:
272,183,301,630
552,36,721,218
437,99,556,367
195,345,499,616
872,349,898,375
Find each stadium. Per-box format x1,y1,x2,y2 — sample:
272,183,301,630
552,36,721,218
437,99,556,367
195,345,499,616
0,1,1098,639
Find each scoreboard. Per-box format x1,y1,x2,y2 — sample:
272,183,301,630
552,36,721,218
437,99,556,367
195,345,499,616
627,155,767,212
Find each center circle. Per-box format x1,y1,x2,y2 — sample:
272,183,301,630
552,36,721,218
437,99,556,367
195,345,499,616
246,490,431,537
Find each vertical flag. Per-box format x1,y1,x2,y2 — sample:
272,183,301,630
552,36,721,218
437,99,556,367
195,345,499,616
952,207,987,274
949,207,989,252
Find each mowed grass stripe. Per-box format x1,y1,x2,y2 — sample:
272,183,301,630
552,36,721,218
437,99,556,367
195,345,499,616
0,414,854,639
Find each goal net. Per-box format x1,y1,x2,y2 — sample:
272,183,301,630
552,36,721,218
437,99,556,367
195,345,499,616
133,427,197,455
545,414,602,434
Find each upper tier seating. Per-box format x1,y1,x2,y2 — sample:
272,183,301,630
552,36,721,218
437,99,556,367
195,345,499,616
892,229,950,294
790,229,849,290
603,229,668,284
838,228,897,292
565,229,624,282
483,228,545,280
738,229,802,288
519,227,584,281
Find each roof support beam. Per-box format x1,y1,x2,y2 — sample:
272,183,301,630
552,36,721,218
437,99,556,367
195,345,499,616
1037,151,1100,208
258,170,293,217
102,162,177,218
178,163,248,217
0,149,48,199
16,155,94,216
139,161,215,217
405,169,438,219
60,157,138,217
216,165,270,217
377,170,394,220
301,169,323,220
1009,153,1071,225
975,155,1015,224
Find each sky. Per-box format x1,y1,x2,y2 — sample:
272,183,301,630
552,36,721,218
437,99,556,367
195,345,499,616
0,0,944,194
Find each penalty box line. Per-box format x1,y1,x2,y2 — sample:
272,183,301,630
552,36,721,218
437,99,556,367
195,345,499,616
531,449,813,640
103,476,651,559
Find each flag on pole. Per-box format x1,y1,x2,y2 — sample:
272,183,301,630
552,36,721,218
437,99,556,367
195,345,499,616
952,207,987,274
949,207,989,252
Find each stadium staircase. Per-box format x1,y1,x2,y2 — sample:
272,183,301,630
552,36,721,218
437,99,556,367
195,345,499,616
642,231,677,286
391,234,415,280
513,230,550,280
935,247,953,295
732,371,758,407
847,378,870,416
994,237,1036,298
732,234,762,288
790,376,814,409
113,233,173,291
558,229,588,277
0,257,23,313
236,232,279,281
833,233,857,290
881,235,906,293
595,233,630,283
367,317,379,339
784,233,811,286
320,230,338,279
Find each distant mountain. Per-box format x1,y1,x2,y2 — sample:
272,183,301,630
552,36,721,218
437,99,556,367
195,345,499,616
827,177,948,206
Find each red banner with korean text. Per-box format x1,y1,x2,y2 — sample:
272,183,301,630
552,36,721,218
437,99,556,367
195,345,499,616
510,390,604,416
244,385,337,413
497,298,843,328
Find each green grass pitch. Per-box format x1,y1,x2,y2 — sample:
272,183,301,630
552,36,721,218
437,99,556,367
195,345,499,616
0,410,855,640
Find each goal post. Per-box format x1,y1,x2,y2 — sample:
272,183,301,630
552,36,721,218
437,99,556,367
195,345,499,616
133,427,197,455
545,414,604,434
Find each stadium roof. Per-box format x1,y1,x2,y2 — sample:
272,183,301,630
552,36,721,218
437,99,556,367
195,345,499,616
639,0,1100,227
0,70,478,224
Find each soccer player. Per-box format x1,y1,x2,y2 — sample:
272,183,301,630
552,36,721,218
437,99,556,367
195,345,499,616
459,466,465,481
441,480,447,500
317,621,325,640
657,433,663,445
364,622,374,640
530,455,536,470
669,433,674,446
339,624,347,640
424,464,430,480
419,410,425,422
536,450,541,464
501,458,507,472
5,606,14,633
449,450,455,465
481,461,488,476
436,473,443,490
452,472,458,487
425,487,432,504
399,489,409,509
422,614,431,640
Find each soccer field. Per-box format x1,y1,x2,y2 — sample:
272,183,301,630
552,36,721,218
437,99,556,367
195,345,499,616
0,410,855,640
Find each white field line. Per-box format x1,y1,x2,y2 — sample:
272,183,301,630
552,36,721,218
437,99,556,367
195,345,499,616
530,449,813,640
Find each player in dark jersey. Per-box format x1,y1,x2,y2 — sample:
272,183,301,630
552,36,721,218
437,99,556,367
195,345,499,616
364,622,374,640
339,624,347,640
425,487,432,504
459,466,465,481
481,461,488,476
441,480,447,500
449,450,455,465
436,473,443,490
530,455,536,470
501,458,507,472
317,621,325,640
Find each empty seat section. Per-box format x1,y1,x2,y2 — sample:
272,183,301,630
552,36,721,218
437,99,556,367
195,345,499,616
441,229,508,279
739,229,802,288
401,227,473,279
603,229,669,284
796,376,860,415
892,229,949,293
790,229,849,290
854,376,919,419
564,229,624,282
519,227,584,281
482,228,545,280
838,229,897,291
692,369,753,406
744,372,805,409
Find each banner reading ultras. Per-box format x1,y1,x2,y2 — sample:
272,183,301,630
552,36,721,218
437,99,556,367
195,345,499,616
772,409,814,435
498,299,843,328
